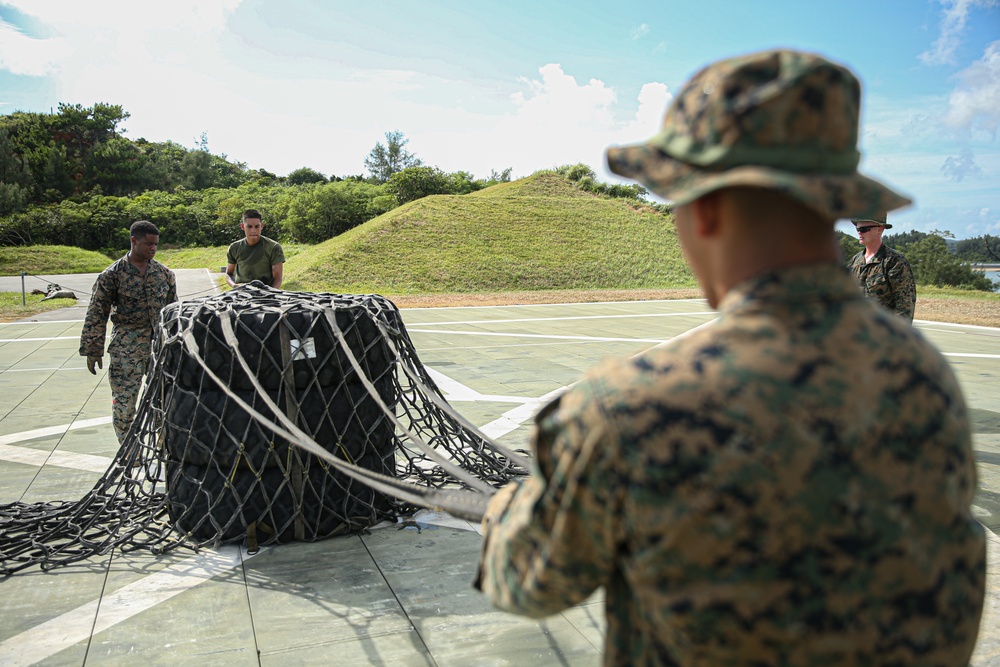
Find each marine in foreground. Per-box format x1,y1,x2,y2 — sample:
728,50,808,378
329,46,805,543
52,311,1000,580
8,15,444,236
476,49,986,666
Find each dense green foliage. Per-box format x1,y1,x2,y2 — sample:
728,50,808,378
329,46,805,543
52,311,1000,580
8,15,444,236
1,103,994,295
837,230,861,263
954,234,1000,263
0,108,537,251
0,105,255,213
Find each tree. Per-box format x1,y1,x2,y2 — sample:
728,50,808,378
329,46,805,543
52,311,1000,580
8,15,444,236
41,144,74,200
446,170,479,195
364,131,421,183
955,235,1000,263
488,167,513,183
883,230,929,256
0,127,34,215
88,136,146,197
906,232,995,291
285,180,390,242
0,182,30,217
51,103,130,189
285,167,327,185
386,166,450,204
837,230,860,263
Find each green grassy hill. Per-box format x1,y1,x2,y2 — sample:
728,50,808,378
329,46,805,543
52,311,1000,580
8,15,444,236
283,173,694,294
0,245,113,276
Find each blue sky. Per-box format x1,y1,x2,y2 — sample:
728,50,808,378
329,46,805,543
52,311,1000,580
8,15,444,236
1,0,998,238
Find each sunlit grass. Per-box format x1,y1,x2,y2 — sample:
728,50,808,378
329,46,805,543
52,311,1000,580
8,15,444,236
0,292,79,322
283,173,695,294
917,284,1000,300
0,245,112,277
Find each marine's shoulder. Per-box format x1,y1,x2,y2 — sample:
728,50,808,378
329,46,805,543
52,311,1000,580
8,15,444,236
148,258,174,274
882,244,911,263
99,256,131,277
579,323,723,399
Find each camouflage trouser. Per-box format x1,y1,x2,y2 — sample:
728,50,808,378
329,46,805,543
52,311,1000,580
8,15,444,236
108,350,148,444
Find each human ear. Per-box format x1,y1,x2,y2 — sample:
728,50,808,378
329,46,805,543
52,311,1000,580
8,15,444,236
690,192,722,238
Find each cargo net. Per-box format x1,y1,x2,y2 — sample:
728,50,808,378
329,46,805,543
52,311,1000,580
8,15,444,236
0,284,532,575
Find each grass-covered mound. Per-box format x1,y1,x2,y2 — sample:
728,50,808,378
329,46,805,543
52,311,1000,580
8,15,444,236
283,173,694,294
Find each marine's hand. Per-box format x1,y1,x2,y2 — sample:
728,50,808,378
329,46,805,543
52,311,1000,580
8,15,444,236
87,355,103,375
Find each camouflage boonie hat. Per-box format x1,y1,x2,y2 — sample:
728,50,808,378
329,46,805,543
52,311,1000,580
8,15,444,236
606,49,912,221
851,211,892,229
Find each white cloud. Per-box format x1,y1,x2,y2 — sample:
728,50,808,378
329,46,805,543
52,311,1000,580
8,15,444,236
631,23,650,40
460,64,673,178
919,0,999,66
0,2,243,96
510,64,617,130
943,40,1000,140
396,67,672,182
941,146,984,180
0,18,71,75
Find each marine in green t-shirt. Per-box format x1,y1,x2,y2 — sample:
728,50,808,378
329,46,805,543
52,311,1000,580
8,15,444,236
225,209,285,289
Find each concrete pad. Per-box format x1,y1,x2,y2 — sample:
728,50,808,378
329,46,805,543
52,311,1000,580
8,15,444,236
0,296,997,666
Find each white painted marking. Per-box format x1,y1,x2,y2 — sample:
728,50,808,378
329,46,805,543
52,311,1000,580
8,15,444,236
0,417,114,472
401,298,708,312
425,365,561,440
943,353,1000,359
479,386,567,439
410,329,667,344
0,443,112,473
0,336,79,343
0,416,111,447
915,319,1000,333
0,546,259,667
1,367,83,373
425,367,533,404
0,319,85,326
413,311,717,327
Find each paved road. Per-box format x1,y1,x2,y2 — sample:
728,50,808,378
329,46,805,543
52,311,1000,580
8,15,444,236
1,268,222,322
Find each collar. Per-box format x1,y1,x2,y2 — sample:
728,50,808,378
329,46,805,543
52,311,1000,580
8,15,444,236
718,263,862,314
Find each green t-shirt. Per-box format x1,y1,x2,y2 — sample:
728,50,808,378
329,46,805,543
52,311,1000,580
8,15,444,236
226,236,285,286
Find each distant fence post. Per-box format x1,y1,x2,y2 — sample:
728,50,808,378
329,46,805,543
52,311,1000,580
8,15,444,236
21,271,25,306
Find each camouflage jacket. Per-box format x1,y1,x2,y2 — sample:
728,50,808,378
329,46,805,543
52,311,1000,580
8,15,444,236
79,255,177,358
477,264,984,667
848,243,916,322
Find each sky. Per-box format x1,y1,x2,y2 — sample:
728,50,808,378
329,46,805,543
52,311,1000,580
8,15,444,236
0,0,998,239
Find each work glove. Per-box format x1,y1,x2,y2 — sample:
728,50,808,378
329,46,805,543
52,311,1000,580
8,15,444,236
87,355,103,375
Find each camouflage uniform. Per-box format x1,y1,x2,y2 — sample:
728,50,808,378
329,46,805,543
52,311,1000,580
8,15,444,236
477,264,984,665
80,255,177,442
477,49,985,666
848,244,917,322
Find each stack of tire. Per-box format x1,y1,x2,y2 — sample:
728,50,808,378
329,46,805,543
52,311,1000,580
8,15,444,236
157,291,399,544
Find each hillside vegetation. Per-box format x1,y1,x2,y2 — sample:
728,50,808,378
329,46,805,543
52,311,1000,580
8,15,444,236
282,173,694,294
1,173,997,326
0,245,113,276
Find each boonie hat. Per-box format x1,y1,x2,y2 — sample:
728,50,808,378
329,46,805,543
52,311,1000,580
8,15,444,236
606,49,912,221
851,211,892,229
